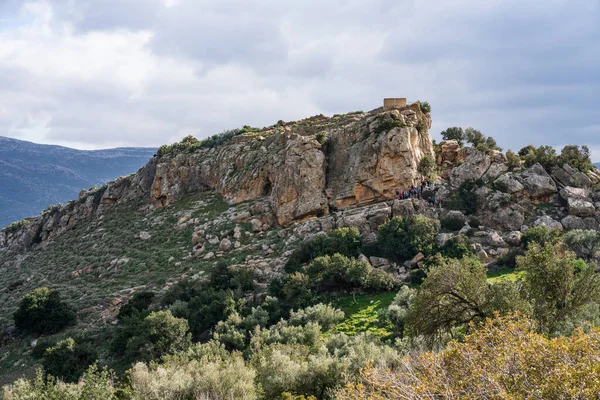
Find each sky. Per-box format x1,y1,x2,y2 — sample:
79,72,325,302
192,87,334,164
0,0,599,160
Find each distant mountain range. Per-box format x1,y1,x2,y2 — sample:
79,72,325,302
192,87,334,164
0,136,156,228
595,163,600,169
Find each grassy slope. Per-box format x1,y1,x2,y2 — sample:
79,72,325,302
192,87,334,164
0,192,290,384
333,292,396,339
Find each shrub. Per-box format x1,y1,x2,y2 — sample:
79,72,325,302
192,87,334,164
117,291,155,320
417,154,440,180
563,229,600,261
339,315,600,399
521,225,561,249
407,257,521,338
288,304,345,331
505,149,521,170
517,243,600,334
42,338,98,383
445,179,480,215
315,131,329,146
440,217,464,232
4,219,31,234
373,116,404,136
385,286,416,338
3,365,116,400
440,127,465,145
377,215,440,260
558,145,594,171
523,145,558,169
438,234,474,259
419,101,431,114
128,355,257,400
518,144,536,157
13,287,76,334
305,254,371,290
364,269,397,292
285,227,361,273
464,127,502,153
125,311,191,363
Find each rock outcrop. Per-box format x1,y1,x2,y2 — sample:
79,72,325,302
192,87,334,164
0,103,434,253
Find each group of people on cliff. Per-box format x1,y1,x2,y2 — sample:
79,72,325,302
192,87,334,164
396,179,442,208
396,179,430,201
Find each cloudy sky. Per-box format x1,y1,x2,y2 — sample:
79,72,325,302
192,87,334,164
1,0,599,160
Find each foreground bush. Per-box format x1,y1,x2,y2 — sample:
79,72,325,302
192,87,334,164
128,354,256,400
338,315,600,399
377,215,439,260
42,338,98,383
3,365,116,400
13,287,76,334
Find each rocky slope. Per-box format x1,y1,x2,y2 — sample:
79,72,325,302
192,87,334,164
0,136,156,228
0,103,433,254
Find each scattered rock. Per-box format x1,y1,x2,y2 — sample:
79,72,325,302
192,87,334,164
370,256,391,269
219,238,232,252
532,215,563,231
138,231,152,240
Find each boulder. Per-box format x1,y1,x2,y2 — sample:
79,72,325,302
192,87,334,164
504,231,522,246
532,215,563,231
472,230,508,248
494,174,525,194
435,232,454,247
445,210,466,224
450,149,492,188
482,162,509,183
219,238,232,252
403,252,425,269
392,199,416,217
561,215,599,231
369,256,391,269
567,198,596,218
138,231,152,240
551,164,592,188
517,163,558,201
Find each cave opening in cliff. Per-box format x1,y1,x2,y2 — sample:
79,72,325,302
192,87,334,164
263,179,273,196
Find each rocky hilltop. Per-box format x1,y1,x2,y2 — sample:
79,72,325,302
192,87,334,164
0,102,432,253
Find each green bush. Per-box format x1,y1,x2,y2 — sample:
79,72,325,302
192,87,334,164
464,128,502,153
288,304,345,331
563,229,600,261
438,234,474,259
42,338,98,383
522,226,561,249
13,287,76,334
365,269,397,292
377,215,440,260
305,254,371,290
4,219,31,234
446,179,480,215
373,116,404,135
419,101,431,114
440,218,465,232
285,227,362,273
117,291,155,320
124,311,191,363
440,127,465,146
523,145,558,169
558,145,594,172
505,150,521,170
417,155,440,180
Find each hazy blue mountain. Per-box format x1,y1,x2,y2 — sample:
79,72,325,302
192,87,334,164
0,136,156,228
595,163,600,169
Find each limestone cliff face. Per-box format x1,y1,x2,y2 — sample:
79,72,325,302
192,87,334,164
0,102,433,253
150,102,433,225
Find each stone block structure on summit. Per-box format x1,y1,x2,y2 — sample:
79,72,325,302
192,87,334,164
383,98,407,110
